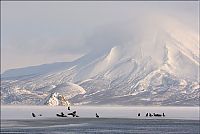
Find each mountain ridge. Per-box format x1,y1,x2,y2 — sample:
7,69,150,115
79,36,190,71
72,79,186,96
1,16,199,106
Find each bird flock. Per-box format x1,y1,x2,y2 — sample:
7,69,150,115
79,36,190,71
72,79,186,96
32,107,166,118
32,106,100,118
138,113,165,117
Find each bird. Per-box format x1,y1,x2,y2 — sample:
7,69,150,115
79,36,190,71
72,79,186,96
153,113,162,117
56,112,67,117
96,113,99,118
163,113,165,117
32,113,36,117
138,113,141,116
61,112,64,116
146,113,148,117
68,111,79,117
68,106,70,110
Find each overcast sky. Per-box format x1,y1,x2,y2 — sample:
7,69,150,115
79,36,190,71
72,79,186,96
1,1,199,73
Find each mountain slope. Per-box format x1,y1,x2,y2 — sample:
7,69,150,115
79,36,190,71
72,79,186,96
1,16,199,106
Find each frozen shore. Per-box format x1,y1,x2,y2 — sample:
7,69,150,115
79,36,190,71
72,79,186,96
1,106,199,133
1,105,199,120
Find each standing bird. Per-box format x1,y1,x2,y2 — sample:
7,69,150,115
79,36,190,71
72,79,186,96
138,113,141,116
146,113,148,117
68,111,79,117
32,113,36,117
163,113,165,117
153,113,162,117
96,113,99,118
68,106,70,110
61,112,64,116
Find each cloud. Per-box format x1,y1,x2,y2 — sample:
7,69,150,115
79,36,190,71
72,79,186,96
1,1,198,72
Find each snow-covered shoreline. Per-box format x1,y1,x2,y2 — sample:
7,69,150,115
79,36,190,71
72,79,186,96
1,105,199,120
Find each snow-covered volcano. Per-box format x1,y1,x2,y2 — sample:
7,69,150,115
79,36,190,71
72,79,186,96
1,16,199,106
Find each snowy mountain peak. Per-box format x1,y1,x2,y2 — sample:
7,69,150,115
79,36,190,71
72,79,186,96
105,46,121,64
1,16,199,106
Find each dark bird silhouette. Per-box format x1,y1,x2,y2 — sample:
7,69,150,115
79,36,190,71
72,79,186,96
153,113,162,117
149,113,153,117
68,106,70,110
163,113,165,117
68,113,74,117
96,113,99,118
32,113,36,117
138,113,141,116
146,113,148,117
68,111,79,117
56,112,67,117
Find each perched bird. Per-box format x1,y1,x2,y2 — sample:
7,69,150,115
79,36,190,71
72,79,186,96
153,113,162,117
146,113,148,117
56,112,67,117
68,106,70,110
68,111,78,117
138,113,141,116
163,113,165,117
32,113,36,117
96,113,99,118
